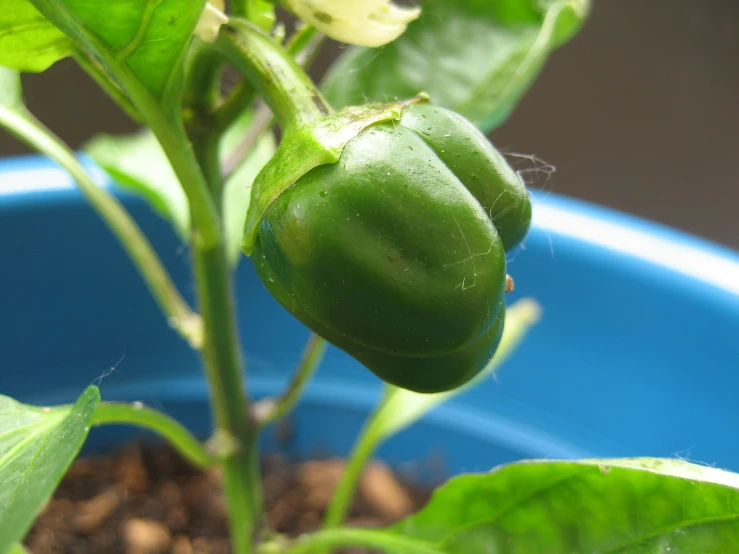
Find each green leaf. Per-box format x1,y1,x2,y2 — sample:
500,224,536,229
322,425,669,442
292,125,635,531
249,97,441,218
321,0,590,132
85,108,277,265
0,0,74,72
246,0,276,31
85,130,190,241
0,386,100,553
28,0,207,105
7,545,30,554
221,110,276,266
372,299,541,441
388,458,739,553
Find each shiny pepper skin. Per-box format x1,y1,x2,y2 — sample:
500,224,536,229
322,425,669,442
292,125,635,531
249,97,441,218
250,102,531,393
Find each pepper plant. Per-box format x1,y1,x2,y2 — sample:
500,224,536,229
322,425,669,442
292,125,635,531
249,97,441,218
1,1,739,553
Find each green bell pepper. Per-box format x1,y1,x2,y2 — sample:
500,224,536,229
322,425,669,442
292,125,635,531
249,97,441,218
219,20,531,393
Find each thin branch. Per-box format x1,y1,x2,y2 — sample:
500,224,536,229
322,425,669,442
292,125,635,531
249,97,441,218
214,79,256,134
221,100,274,177
0,103,203,348
254,334,328,426
92,402,214,468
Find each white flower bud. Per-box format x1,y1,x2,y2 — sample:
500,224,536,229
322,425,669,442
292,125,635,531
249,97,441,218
287,0,421,47
195,2,229,43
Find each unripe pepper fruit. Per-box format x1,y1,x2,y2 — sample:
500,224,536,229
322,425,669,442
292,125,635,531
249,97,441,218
221,20,531,393
399,103,531,253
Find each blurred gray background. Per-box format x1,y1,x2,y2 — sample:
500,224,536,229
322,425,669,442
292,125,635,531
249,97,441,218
2,0,738,249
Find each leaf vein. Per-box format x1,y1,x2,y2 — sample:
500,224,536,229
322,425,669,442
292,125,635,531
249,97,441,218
0,422,48,445
0,421,55,471
0,21,57,40
432,469,584,546
601,513,739,553
116,0,165,62
1,420,56,514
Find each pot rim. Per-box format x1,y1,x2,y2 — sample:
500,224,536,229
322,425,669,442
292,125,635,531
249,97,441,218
2,152,739,298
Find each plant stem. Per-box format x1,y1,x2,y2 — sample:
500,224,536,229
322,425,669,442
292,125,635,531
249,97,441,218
92,402,214,469
74,51,142,123
322,389,393,530
215,79,256,134
0,103,203,348
110,37,262,553
143,38,262,550
119,62,262,553
184,40,224,114
192,240,261,553
231,0,247,18
183,40,226,199
221,101,273,178
286,24,319,57
220,27,325,178
216,19,332,131
239,0,276,30
190,125,223,200
254,334,327,426
258,528,443,554
19,11,260,550
292,30,326,69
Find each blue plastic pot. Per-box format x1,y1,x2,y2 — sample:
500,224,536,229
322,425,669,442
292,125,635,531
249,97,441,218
2,154,739,479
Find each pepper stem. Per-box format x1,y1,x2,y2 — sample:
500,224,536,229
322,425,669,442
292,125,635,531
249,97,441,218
216,19,332,131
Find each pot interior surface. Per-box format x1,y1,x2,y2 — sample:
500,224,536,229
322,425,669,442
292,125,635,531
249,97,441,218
2,155,739,476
